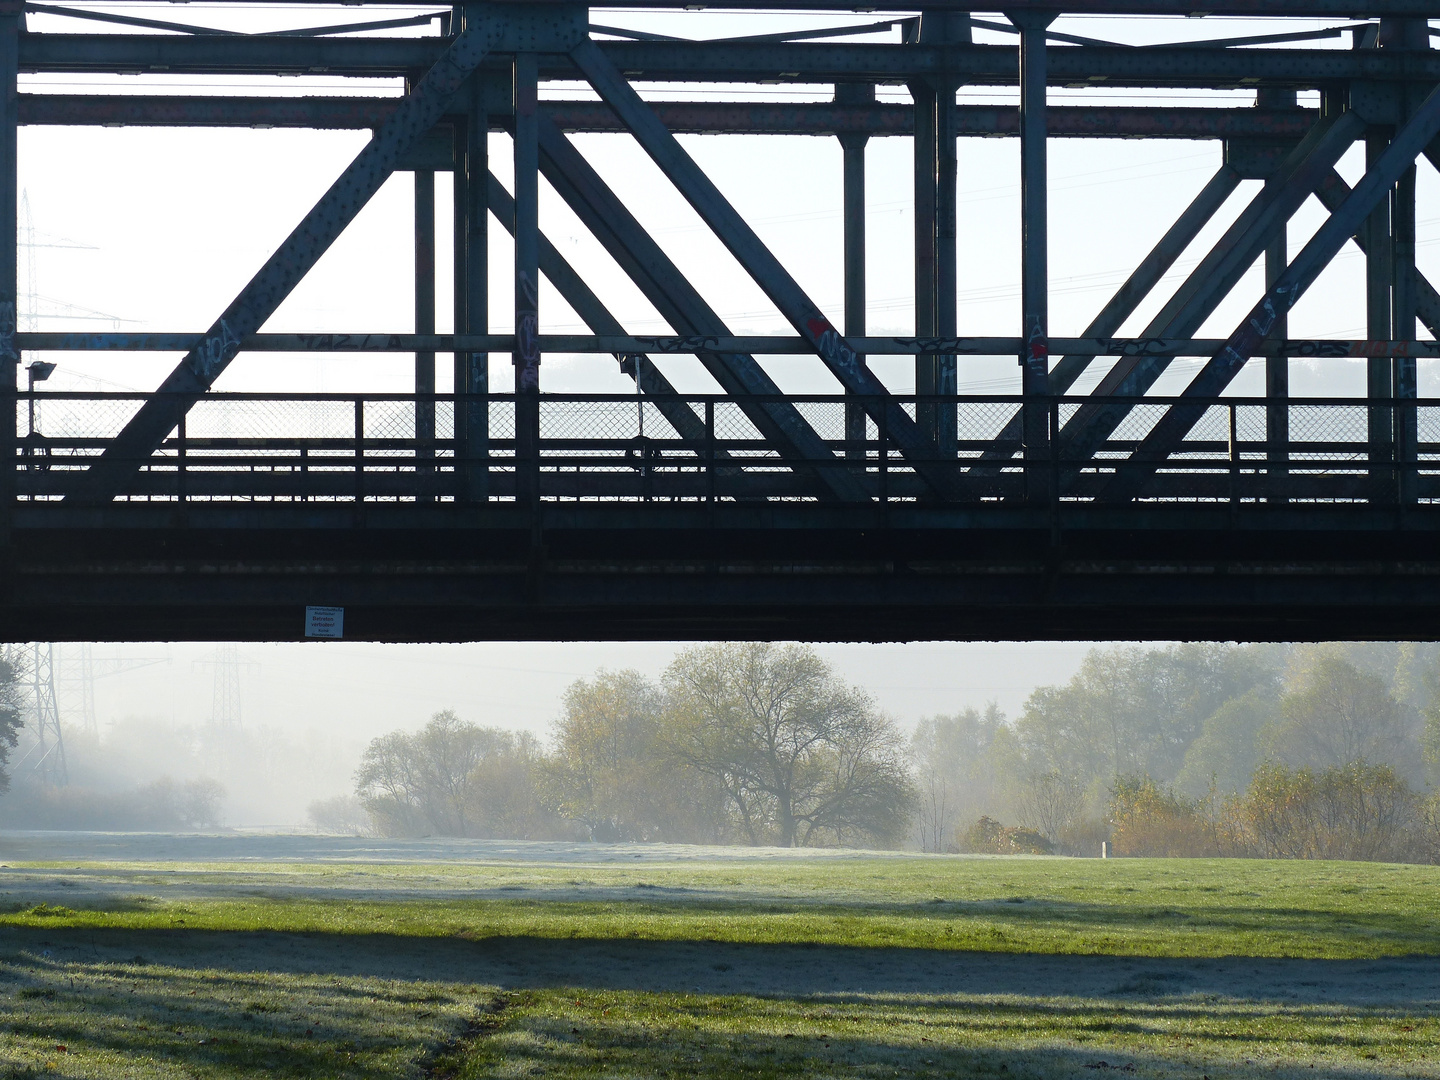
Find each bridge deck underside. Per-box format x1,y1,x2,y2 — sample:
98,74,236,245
10,502,1440,642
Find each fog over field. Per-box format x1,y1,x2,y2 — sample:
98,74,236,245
13,640,1093,828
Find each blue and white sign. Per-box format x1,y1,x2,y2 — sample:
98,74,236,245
304,606,344,639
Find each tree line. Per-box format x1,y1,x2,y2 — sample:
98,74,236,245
1,639,1422,857
914,642,1440,859
343,643,915,848
334,639,1440,862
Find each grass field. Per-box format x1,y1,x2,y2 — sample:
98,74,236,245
0,835,1436,1079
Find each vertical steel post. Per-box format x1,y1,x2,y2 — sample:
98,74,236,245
457,66,489,501
910,74,938,446
1394,160,1418,503
1393,125,1419,508
837,83,872,464
452,109,470,497
1365,129,1395,500
1014,11,1054,496
705,397,715,504
1259,93,1294,495
0,6,17,540
514,53,540,507
1264,212,1290,498
1228,401,1239,509
1387,21,1427,503
935,73,957,459
911,13,964,458
414,167,436,502
354,398,365,503
176,412,187,503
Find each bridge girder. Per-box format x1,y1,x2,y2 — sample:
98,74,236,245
5,0,1440,640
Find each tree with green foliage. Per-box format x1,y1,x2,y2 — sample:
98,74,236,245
0,654,24,794
1174,686,1279,798
1237,760,1419,862
1108,774,1220,857
909,703,1007,852
545,669,667,842
664,643,915,848
355,710,562,839
544,669,728,843
1012,643,1281,818
1264,649,1421,780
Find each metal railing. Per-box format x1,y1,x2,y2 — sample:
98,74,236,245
10,390,1435,505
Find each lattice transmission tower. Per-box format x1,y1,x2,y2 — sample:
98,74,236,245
194,645,259,732
58,645,171,738
5,643,67,787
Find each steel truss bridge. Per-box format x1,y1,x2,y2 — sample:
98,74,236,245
5,0,1440,642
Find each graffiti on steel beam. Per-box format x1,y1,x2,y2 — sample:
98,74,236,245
898,338,973,354
633,335,723,354
806,318,863,379
0,300,15,364
1024,315,1048,371
1284,339,1440,358
290,334,416,352
515,270,540,393
1105,337,1193,357
187,319,241,381
1239,288,1292,353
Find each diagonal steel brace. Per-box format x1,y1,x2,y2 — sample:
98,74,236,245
1056,109,1365,468
1099,81,1440,503
568,38,961,500
969,162,1242,473
486,170,712,450
535,113,867,502
64,16,505,505
1315,166,1440,337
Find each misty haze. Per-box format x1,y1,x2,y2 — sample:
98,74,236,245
4,638,1439,863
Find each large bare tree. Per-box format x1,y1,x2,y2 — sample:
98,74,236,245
664,643,914,848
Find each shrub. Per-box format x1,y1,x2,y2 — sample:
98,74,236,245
958,815,1053,855
1414,792,1440,865
1234,760,1419,862
0,776,225,831
307,794,371,836
1108,774,1221,857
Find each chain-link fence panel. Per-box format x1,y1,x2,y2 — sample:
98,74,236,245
186,398,355,441
26,396,145,442
1290,403,1368,445
713,401,773,456
792,400,846,443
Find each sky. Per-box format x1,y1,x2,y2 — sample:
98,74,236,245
13,4,1435,775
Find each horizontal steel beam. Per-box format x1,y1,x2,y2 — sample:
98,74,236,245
538,103,1320,140
17,95,1320,140
20,0,1440,15
15,389,1438,404
12,464,1432,500
11,500,1440,644
21,37,1440,87
21,333,1440,358
22,0,1440,10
